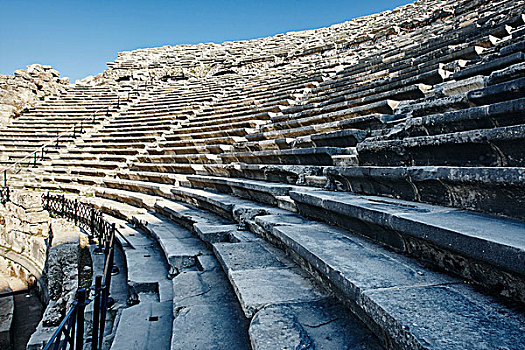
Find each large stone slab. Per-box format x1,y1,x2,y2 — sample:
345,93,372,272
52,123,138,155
223,267,326,318
171,268,250,350
132,212,210,274
250,299,382,350
269,222,525,349
213,241,291,271
171,303,250,350
290,190,525,280
110,301,173,350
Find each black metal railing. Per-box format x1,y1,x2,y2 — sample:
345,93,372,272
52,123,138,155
42,192,117,350
42,193,115,248
0,185,9,205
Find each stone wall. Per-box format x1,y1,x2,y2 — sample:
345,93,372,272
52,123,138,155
0,191,50,279
41,219,80,326
0,64,69,127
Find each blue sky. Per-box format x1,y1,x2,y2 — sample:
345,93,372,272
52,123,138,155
0,0,413,81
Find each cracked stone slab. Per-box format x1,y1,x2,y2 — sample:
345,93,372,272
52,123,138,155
270,222,525,349
250,298,382,350
172,269,239,308
225,268,327,318
171,260,250,349
171,304,251,350
362,284,525,349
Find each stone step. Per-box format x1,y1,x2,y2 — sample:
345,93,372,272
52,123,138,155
213,236,381,349
136,153,220,164
195,163,327,186
453,51,525,80
164,127,256,141
129,162,196,174
263,100,400,133
187,111,272,129
324,165,525,220
170,260,251,349
185,174,314,209
85,194,252,349
245,112,400,142
358,124,525,167
158,135,247,148
380,97,525,141
277,84,426,123
221,147,356,166
289,189,525,302
257,216,525,350
235,128,367,152
131,212,210,276
146,144,232,156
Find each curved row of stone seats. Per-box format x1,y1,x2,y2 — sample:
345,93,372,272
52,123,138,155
109,57,520,208
40,68,325,182
194,22,521,216
53,183,382,349
339,75,525,220
29,69,316,182
134,72,333,169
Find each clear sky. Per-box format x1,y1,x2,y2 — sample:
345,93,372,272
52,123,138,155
0,0,413,82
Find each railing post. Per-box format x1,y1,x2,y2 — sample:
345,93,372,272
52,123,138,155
56,132,59,149
90,208,95,237
33,152,37,167
76,288,86,350
73,125,76,138
81,121,84,134
61,195,65,216
91,276,102,350
3,170,6,187
41,147,45,161
74,199,78,226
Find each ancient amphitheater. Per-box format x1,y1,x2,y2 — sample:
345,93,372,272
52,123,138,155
1,0,525,348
